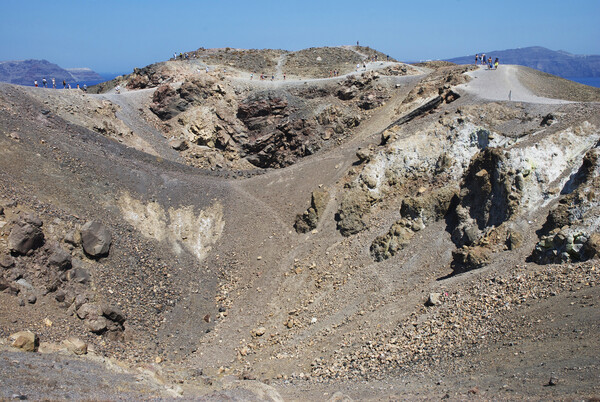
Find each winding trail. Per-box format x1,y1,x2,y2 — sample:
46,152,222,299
95,89,183,162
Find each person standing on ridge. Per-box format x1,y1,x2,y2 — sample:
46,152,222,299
475,54,479,65
52,78,56,88
494,58,499,70
42,78,47,87
34,80,38,87
62,79,66,89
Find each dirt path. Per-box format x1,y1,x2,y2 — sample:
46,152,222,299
96,89,183,162
275,53,287,78
456,64,572,104
342,45,368,60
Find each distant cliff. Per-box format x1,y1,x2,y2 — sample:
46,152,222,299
446,46,600,78
66,68,103,82
0,59,103,86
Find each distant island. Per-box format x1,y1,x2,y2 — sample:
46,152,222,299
445,46,600,79
0,59,103,86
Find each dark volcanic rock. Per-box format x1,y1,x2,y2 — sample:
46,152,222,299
48,246,72,270
8,215,45,255
80,221,111,258
237,93,320,168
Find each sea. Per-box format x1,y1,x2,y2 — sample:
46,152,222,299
73,72,126,88
566,77,600,88
26,72,126,88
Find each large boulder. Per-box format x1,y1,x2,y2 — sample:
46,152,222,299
63,337,88,355
8,215,44,255
335,190,372,237
10,331,39,352
77,302,126,335
77,303,109,333
80,221,112,257
451,246,491,274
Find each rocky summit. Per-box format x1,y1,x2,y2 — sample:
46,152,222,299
0,45,599,400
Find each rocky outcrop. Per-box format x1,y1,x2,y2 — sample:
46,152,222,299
371,187,457,261
237,93,318,168
449,148,518,248
294,188,329,233
335,189,373,237
370,218,421,262
532,147,600,263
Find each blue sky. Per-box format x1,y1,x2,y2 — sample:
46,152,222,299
1,0,599,73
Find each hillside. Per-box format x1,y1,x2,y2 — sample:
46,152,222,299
1,46,599,400
0,59,102,86
446,46,600,78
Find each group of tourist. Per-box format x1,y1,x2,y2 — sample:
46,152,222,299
475,53,499,70
33,77,87,91
173,52,197,60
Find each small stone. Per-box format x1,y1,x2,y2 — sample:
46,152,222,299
0,254,15,268
251,326,266,337
426,293,442,306
10,331,39,352
467,386,479,395
548,376,558,386
155,356,163,364
169,138,189,151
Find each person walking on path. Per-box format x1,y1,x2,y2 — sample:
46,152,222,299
494,58,499,70
52,78,56,89
42,78,47,87
62,79,66,89
475,54,479,65
34,80,38,87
